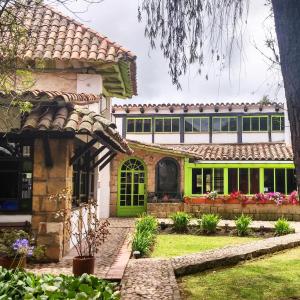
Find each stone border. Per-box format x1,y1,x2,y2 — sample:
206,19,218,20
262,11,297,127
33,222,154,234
171,233,300,276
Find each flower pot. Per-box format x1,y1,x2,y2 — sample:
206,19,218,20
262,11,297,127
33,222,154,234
0,256,26,269
73,256,95,276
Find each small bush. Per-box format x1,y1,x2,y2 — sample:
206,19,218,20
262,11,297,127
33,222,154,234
235,214,252,236
275,218,291,235
136,214,158,234
199,214,220,234
170,212,191,232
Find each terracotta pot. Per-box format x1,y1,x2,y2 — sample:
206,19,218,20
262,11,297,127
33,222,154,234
0,256,26,269
73,256,95,276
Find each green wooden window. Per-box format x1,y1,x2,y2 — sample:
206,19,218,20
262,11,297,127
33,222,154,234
191,168,224,194
212,117,237,132
155,118,180,133
242,116,268,132
184,117,209,132
271,116,284,131
127,118,152,133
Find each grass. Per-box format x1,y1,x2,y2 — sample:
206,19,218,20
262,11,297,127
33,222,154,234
179,247,300,300
151,234,259,258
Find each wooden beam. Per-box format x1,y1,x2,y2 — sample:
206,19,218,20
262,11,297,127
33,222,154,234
88,150,114,171
99,152,117,171
85,145,106,165
43,136,53,168
69,138,97,166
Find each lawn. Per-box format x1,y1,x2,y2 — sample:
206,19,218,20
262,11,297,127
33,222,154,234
179,247,300,300
151,234,260,258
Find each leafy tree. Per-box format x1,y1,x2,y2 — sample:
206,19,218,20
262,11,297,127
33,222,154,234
138,0,300,192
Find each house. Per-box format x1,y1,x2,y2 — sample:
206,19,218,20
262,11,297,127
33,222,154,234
111,102,299,220
0,3,136,260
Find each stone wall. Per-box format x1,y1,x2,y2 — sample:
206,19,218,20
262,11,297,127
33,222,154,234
147,202,300,221
32,138,73,261
109,148,184,216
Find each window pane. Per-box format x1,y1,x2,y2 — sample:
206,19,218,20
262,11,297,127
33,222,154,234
243,118,250,131
251,117,259,131
193,118,201,132
155,119,163,132
172,119,180,132
127,119,134,132
229,118,237,131
260,117,268,131
144,119,151,132
272,117,281,131
228,169,238,193
287,169,297,193
164,119,171,132
280,117,285,131
192,169,202,194
250,169,260,194
203,169,213,193
201,118,209,132
239,168,249,194
214,168,224,194
275,169,285,193
264,169,274,192
185,118,193,132
0,172,18,198
212,118,220,131
135,119,143,132
157,159,179,195
221,118,228,131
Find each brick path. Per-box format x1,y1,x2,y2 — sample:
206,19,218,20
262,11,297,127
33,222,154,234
27,218,135,279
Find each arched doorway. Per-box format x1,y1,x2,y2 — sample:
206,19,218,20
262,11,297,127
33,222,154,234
156,157,180,200
117,158,147,216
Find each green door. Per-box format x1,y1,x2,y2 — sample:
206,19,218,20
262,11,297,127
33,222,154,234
118,158,146,217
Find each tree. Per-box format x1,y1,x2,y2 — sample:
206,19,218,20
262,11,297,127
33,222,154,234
139,0,300,192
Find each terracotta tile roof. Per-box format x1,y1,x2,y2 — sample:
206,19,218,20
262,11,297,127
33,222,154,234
21,104,132,154
0,90,100,105
128,140,293,161
113,102,284,112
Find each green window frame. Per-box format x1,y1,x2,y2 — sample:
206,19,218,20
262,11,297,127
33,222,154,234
184,117,209,133
212,117,237,132
126,118,152,133
271,115,285,131
242,116,268,132
155,117,180,133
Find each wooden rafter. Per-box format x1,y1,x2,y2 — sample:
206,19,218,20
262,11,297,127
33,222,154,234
69,138,97,166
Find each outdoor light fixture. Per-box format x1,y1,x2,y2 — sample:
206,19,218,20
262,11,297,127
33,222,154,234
133,251,141,259
224,223,229,232
160,222,167,230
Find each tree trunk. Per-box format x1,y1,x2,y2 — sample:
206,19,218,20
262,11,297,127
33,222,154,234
272,0,300,192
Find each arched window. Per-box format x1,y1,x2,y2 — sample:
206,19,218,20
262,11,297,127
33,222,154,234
156,157,180,200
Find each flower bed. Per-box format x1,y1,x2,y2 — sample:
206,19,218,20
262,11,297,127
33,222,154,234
184,191,300,206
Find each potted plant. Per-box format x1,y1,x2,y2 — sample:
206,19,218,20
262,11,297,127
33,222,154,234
0,230,34,269
56,195,110,276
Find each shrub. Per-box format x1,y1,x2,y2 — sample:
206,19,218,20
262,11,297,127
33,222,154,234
0,267,120,299
136,214,158,234
275,218,291,235
199,214,220,234
170,212,191,232
235,214,252,236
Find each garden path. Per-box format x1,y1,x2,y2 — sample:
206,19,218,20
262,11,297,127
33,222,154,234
27,218,135,280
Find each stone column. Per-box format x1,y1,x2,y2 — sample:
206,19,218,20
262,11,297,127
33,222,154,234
32,138,73,261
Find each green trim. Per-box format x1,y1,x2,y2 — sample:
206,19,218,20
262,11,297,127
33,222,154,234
184,162,295,197
126,118,152,133
271,115,285,132
117,157,147,217
154,117,180,133
242,115,268,132
212,116,237,132
184,117,210,133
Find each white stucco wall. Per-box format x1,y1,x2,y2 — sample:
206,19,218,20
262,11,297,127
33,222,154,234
272,132,285,143
184,133,210,144
0,215,32,223
212,133,237,143
115,117,123,135
242,132,269,143
154,134,181,144
126,134,152,143
76,74,102,94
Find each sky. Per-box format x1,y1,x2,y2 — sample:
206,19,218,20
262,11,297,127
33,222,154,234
55,0,284,105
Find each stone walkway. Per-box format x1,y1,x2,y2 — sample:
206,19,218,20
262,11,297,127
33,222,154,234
27,218,135,280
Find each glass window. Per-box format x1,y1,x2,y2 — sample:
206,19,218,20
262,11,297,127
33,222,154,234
229,118,237,131
260,117,268,131
214,168,224,194
251,117,259,131
193,118,201,132
203,169,213,193
264,169,274,192
185,118,193,132
144,119,151,132
155,119,163,132
228,168,238,193
221,118,228,131
213,117,237,132
272,116,284,131
250,169,260,194
201,118,209,132
239,168,249,194
243,118,250,131
243,117,268,132
275,169,285,193
212,118,221,131
127,119,134,132
287,169,297,193
164,119,172,132
172,118,180,132
135,119,143,132
192,169,202,194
